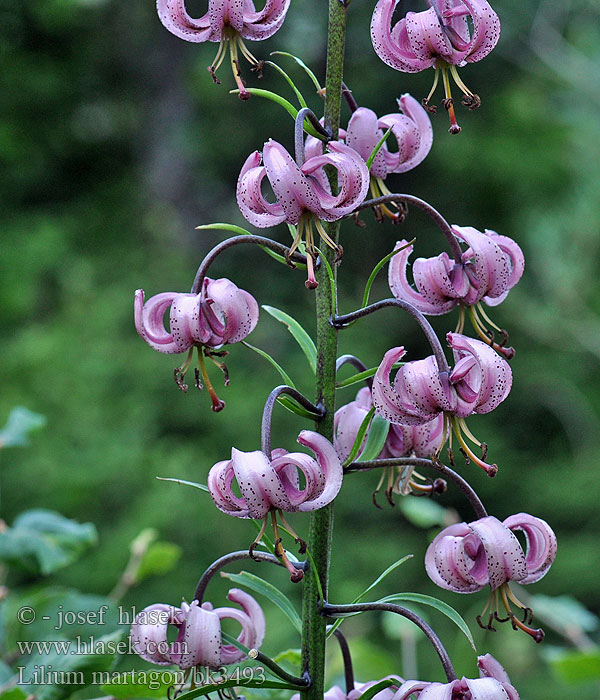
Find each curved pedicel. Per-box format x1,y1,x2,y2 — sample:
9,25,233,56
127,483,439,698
191,235,308,295
345,457,488,519
322,601,457,683
352,193,463,264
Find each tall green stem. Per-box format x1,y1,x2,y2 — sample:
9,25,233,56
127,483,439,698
301,1,347,698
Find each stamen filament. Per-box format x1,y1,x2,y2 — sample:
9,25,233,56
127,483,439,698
457,417,482,447
199,349,226,412
210,39,228,77
476,301,503,332
455,305,465,333
174,348,194,392
441,64,461,134
236,37,259,66
451,417,497,476
229,39,249,100
448,63,474,96
271,511,303,582
249,516,269,559
425,65,440,105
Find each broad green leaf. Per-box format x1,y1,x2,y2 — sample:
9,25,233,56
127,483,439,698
357,414,390,462
547,648,600,683
273,648,302,668
242,341,296,391
262,306,317,374
221,571,302,633
379,593,476,651
0,510,97,575
342,407,375,467
156,477,209,492
265,61,307,109
0,690,28,700
362,241,414,307
270,52,322,92
136,541,182,582
278,395,322,420
365,127,393,170
0,407,46,448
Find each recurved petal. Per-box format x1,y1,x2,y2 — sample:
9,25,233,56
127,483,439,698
482,230,525,306
241,0,291,40
263,139,320,222
371,0,435,73
388,241,457,315
205,278,259,345
209,0,245,35
477,654,512,684
130,604,176,665
405,7,452,61
302,141,369,219
271,452,326,507
207,459,251,517
296,430,343,510
447,333,512,415
232,447,292,516
413,253,464,308
175,601,222,669
157,0,212,42
135,290,190,354
379,93,433,173
425,523,487,592
217,588,265,664
393,680,458,700
236,151,287,228
346,107,388,178
372,346,421,425
461,677,513,700
397,355,455,421
453,225,510,302
502,513,557,584
468,517,528,590
461,0,501,63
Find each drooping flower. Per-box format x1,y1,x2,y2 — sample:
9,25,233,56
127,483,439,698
236,139,369,288
392,675,519,700
134,277,259,410
372,333,512,474
425,513,557,641
334,387,444,503
388,227,524,358
130,588,265,669
208,430,343,580
305,95,432,221
157,0,291,98
371,0,501,132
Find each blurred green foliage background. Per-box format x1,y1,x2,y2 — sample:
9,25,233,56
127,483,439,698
1,0,599,698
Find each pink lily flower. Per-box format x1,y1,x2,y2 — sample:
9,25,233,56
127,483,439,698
426,513,557,641
236,139,369,287
335,387,444,503
157,0,291,98
371,0,501,132
372,333,512,475
305,95,432,221
134,277,259,410
208,430,343,580
388,227,524,358
392,676,519,700
130,588,265,669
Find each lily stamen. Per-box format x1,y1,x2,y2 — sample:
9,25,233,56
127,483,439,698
467,305,515,359
271,511,303,582
174,348,195,392
450,415,497,476
249,515,269,560
199,349,226,412
440,63,461,134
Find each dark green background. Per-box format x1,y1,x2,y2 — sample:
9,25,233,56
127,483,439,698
1,1,599,698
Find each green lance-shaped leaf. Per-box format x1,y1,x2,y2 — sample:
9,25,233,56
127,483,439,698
195,223,306,269
221,571,302,633
356,414,390,462
378,593,476,651
0,407,46,448
265,61,308,109
270,51,323,92
262,305,317,374
175,678,302,700
362,239,415,308
355,678,404,700
327,555,413,638
365,127,393,170
156,477,209,493
228,89,324,140
342,407,375,468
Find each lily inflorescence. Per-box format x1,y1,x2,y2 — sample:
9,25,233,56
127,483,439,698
128,1,560,699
